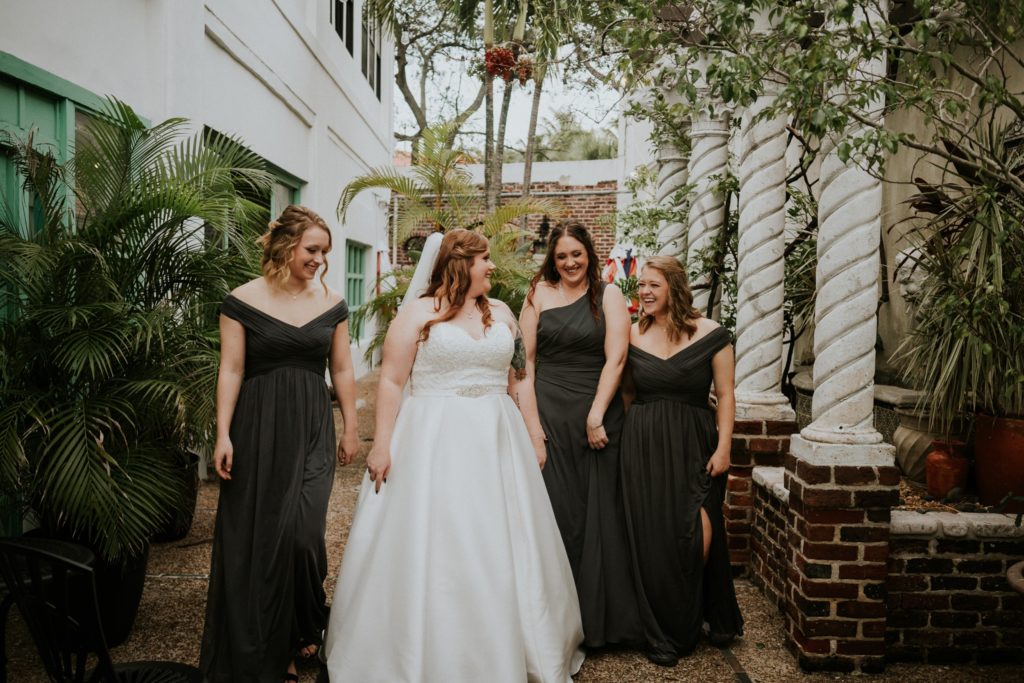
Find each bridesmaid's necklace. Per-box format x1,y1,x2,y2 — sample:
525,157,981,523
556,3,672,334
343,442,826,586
557,281,587,305
281,283,306,300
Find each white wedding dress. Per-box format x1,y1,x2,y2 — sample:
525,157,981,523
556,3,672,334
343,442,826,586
323,321,585,683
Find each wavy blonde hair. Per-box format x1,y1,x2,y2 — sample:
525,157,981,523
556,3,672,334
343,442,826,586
420,229,492,342
638,256,700,342
256,205,332,293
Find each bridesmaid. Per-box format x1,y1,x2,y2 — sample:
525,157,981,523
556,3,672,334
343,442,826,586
517,220,642,648
620,256,743,666
200,206,360,682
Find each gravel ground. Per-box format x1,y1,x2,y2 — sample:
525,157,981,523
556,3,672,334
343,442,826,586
5,370,1021,682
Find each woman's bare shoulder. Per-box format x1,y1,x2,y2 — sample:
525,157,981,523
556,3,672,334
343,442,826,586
695,317,722,334
229,278,266,304
324,285,345,305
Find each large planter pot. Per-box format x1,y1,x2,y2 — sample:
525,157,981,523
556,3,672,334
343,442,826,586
94,542,151,647
893,408,941,483
25,529,150,647
152,450,201,543
974,413,1024,512
926,440,969,500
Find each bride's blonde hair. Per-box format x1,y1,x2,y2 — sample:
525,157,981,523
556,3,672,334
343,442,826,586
420,229,492,342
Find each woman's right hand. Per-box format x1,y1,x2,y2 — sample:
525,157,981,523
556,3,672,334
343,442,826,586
366,444,392,493
213,437,233,480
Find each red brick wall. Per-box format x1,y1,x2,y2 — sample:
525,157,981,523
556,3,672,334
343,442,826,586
887,537,1024,664
727,419,794,576
391,180,618,266
750,472,1024,670
751,475,789,610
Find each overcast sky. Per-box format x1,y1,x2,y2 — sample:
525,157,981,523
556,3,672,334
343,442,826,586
393,52,623,154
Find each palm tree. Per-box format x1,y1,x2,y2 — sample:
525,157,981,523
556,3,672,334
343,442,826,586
0,99,271,563
337,124,563,362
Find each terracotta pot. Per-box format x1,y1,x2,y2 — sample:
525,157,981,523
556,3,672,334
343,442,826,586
974,413,1024,512
926,440,969,500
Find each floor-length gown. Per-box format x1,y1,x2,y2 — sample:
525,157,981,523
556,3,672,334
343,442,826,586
200,295,348,683
534,289,642,647
620,326,744,657
324,321,585,683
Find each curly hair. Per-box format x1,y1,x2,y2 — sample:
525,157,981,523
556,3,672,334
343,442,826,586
420,229,492,342
528,219,602,320
637,256,700,342
256,205,332,293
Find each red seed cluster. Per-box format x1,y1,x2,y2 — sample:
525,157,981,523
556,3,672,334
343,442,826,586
484,46,516,81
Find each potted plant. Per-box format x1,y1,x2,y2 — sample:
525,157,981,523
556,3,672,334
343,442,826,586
0,99,270,642
897,124,1024,511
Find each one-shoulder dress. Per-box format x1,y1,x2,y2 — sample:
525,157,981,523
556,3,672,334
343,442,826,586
535,288,641,647
200,294,349,683
621,326,744,657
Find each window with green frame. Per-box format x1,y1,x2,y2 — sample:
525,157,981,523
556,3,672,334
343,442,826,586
1,55,103,322
202,127,304,227
345,241,369,339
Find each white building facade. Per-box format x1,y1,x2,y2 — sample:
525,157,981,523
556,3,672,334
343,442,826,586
0,0,394,375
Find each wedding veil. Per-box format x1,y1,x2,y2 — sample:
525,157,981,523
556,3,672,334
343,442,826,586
400,231,443,315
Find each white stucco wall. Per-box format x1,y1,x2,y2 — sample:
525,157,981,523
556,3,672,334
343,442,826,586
0,0,395,375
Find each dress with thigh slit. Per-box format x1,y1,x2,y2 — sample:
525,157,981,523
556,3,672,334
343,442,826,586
200,294,347,683
620,326,743,657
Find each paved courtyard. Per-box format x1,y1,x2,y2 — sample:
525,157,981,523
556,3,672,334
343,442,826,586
4,371,1022,681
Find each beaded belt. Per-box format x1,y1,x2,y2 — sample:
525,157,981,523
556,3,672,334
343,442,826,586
411,384,507,398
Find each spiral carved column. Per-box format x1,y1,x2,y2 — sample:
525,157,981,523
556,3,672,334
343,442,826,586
686,111,730,315
655,139,690,258
798,130,883,445
733,93,793,420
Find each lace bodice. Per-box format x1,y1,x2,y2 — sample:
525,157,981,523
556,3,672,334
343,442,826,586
409,322,513,397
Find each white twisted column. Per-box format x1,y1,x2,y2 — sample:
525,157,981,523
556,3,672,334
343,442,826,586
686,110,730,315
801,1,890,447
655,137,689,258
734,91,794,421
799,130,883,445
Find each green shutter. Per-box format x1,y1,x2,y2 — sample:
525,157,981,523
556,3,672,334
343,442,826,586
345,242,368,339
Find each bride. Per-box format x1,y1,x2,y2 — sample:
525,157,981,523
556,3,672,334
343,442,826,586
323,229,585,682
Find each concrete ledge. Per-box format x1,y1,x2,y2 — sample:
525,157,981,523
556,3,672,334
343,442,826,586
890,510,1024,539
790,434,896,466
753,466,789,503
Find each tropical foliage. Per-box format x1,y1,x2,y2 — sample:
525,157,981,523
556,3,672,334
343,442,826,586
0,100,270,562
896,125,1024,431
340,124,563,363
595,0,1023,420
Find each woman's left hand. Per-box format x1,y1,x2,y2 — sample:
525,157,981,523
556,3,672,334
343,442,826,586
337,431,359,466
586,415,609,450
706,447,731,477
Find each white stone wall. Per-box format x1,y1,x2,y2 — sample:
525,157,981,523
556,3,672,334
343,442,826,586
0,0,395,376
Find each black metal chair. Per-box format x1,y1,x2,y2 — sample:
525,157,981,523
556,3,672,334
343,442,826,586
0,537,202,683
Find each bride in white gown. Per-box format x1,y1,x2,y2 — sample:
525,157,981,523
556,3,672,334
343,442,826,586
323,229,585,682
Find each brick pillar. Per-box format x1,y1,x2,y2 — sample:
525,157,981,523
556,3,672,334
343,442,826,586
727,418,797,576
784,438,900,673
